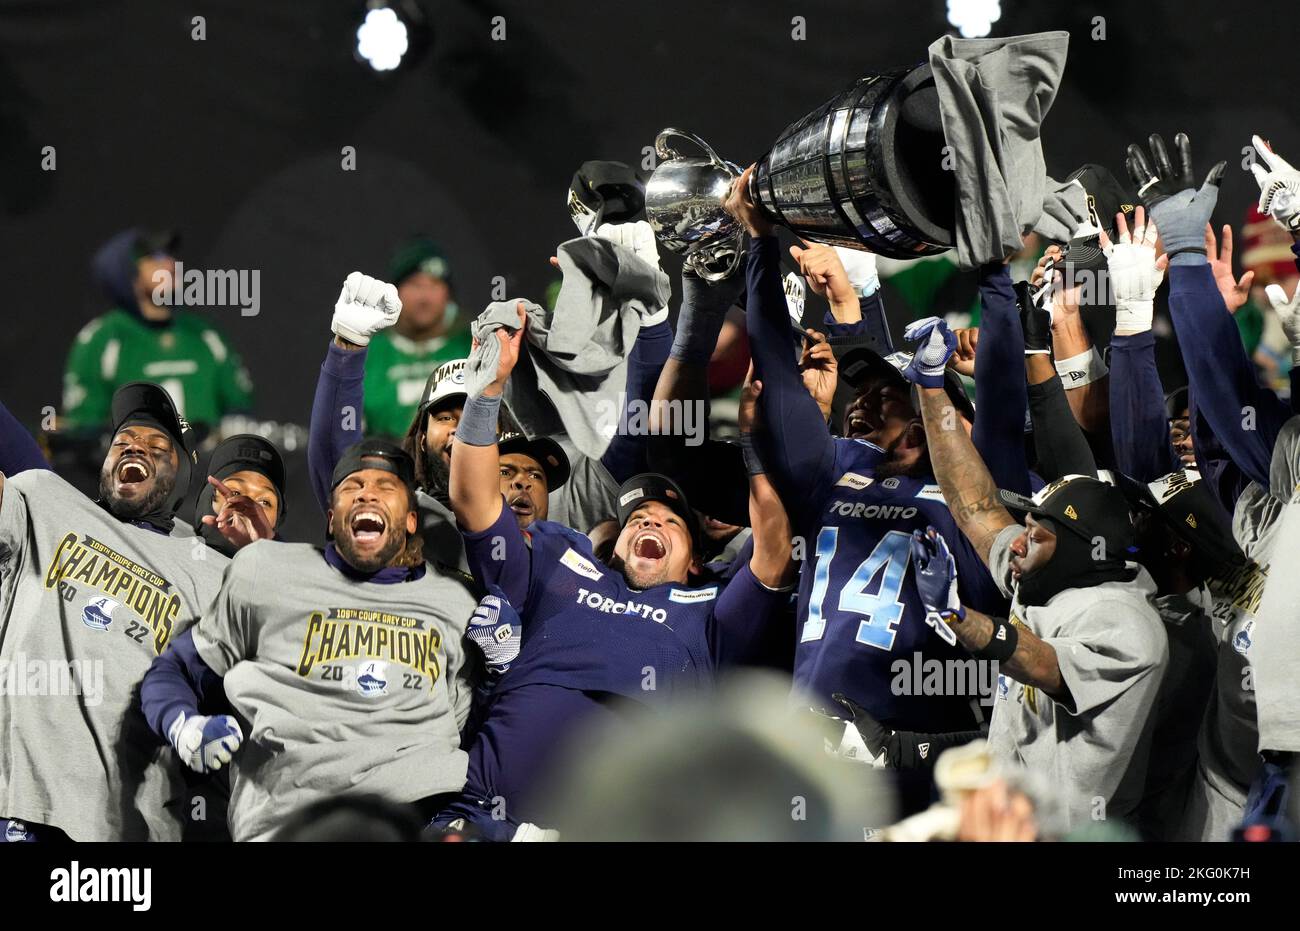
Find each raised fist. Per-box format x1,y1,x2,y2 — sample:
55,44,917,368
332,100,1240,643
332,271,402,346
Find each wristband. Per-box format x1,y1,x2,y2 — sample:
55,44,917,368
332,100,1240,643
1113,300,1154,334
1054,346,1109,388
971,617,1018,663
454,393,502,446
739,432,765,476
1165,247,1207,260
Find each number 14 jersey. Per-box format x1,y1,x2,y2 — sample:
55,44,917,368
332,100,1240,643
792,438,1007,732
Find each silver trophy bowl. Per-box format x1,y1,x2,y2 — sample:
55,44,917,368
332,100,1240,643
644,129,745,282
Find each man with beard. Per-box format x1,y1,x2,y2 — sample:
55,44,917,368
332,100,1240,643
724,168,1009,738
434,318,796,838
0,382,228,841
140,439,479,841
308,273,570,573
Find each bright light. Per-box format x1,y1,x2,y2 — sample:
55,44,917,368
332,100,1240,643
357,7,409,72
946,0,1001,38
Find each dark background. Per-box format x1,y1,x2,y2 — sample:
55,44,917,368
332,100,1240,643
0,0,1295,539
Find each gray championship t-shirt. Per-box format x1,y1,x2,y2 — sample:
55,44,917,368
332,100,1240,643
985,523,1169,831
1176,574,1265,840
0,470,228,840
190,541,478,841
415,489,470,575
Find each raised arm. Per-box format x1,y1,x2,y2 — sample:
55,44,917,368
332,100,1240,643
1030,247,1110,435
725,165,837,507
971,261,1032,494
308,272,403,511
449,303,527,534
1127,132,1290,489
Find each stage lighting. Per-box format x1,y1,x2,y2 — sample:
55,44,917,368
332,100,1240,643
356,3,410,72
946,0,1001,38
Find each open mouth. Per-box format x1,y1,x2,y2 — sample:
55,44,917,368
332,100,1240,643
845,403,879,439
508,494,533,517
116,457,151,485
350,510,387,544
632,530,667,561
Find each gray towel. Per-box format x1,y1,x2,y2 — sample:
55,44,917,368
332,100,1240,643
466,235,671,461
927,30,1088,267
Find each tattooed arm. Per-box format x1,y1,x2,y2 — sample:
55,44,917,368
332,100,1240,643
946,606,1064,698
917,385,1017,569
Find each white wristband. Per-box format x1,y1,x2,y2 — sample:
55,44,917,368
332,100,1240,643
1055,346,1109,388
1113,300,1154,335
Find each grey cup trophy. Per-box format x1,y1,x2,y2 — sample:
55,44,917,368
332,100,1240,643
643,129,746,282
646,64,956,267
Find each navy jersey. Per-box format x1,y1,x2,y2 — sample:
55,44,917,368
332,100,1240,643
793,438,1007,732
455,504,788,824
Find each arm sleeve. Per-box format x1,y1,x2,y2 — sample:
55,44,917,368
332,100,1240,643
460,501,534,609
61,322,113,430
600,320,672,483
706,561,793,668
1168,264,1291,488
0,401,50,474
140,628,224,741
744,236,837,506
820,291,886,339
1027,376,1098,482
972,263,1032,495
190,549,259,676
1107,331,1177,482
308,341,367,513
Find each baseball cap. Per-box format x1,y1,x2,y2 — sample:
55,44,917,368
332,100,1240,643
838,345,975,424
1118,469,1245,571
1063,164,1135,274
999,474,1136,553
416,359,469,417
616,472,700,549
110,381,197,513
497,431,570,490
196,434,288,527
388,237,451,287
568,160,646,236
330,438,417,493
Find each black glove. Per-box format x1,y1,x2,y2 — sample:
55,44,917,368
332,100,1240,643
1125,132,1226,209
1015,281,1052,355
834,693,985,771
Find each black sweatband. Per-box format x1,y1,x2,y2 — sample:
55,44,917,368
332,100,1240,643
1164,247,1207,260
972,617,1018,663
739,432,764,476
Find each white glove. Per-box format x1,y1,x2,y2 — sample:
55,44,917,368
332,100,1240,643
332,271,402,346
168,712,243,774
1266,283,1300,365
596,221,667,325
466,594,521,675
1103,217,1163,334
1250,135,1300,233
834,246,880,296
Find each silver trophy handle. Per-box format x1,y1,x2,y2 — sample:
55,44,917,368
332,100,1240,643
686,242,746,283
655,128,736,175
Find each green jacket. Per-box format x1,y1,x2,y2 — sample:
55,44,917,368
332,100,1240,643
63,308,253,429
363,328,473,438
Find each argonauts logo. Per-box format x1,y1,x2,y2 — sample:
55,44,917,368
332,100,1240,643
355,661,389,697
1233,620,1254,657
5,820,32,842
81,596,119,632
